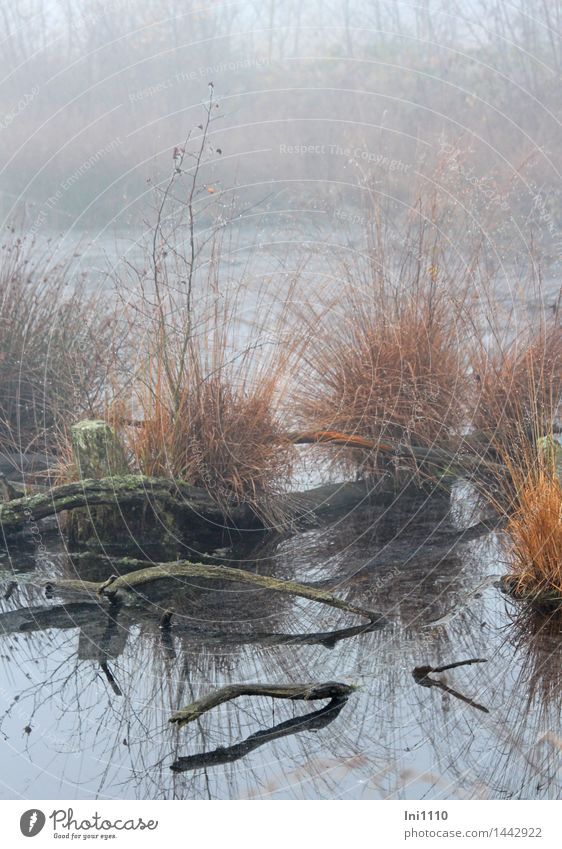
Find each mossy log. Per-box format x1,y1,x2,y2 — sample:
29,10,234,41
0,475,230,530
50,559,385,625
0,418,510,545
169,681,357,728
0,475,383,538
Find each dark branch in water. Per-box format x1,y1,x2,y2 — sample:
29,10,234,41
99,661,122,697
171,696,349,771
413,659,489,713
169,681,357,728
0,598,384,648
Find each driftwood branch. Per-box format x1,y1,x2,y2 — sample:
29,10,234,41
50,560,385,625
171,697,348,771
413,658,489,713
169,681,357,727
286,431,505,474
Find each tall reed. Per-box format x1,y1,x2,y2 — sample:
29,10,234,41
0,229,121,457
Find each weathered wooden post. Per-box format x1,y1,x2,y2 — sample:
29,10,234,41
71,419,130,480
68,419,130,546
66,419,189,554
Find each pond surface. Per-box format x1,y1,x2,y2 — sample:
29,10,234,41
1,480,561,800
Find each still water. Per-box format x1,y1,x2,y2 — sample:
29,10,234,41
1,222,560,800
0,478,560,800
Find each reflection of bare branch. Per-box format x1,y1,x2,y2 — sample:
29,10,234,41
99,661,122,697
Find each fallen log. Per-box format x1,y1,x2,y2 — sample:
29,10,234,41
0,475,232,532
50,560,385,625
287,430,505,475
0,475,382,537
169,681,357,727
0,419,506,544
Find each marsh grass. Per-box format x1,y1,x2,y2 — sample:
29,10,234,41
0,229,121,459
120,263,303,523
470,320,562,474
469,320,562,603
293,197,473,481
503,459,562,603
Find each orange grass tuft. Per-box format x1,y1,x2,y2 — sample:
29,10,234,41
505,460,562,601
294,275,468,479
125,276,303,523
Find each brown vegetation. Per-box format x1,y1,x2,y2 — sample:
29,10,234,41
0,230,121,457
504,459,562,604
292,200,472,480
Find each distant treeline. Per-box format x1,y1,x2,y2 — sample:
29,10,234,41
0,0,561,254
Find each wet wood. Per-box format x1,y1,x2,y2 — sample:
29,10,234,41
0,475,229,531
171,697,348,771
287,430,505,474
71,420,129,479
169,681,357,727
0,597,383,649
413,658,489,713
0,477,378,535
50,559,386,625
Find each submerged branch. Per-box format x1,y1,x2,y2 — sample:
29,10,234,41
171,696,348,771
169,681,357,728
51,560,386,625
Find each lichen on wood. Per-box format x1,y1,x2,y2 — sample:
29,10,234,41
71,420,130,479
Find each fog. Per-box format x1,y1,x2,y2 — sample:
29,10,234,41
0,0,560,273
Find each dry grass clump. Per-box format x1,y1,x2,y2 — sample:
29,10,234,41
130,360,294,521
470,317,562,604
0,230,121,456
504,456,562,604
124,281,301,523
293,213,471,480
464,316,562,521
470,320,562,470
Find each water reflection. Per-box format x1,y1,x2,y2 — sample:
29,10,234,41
0,486,560,799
